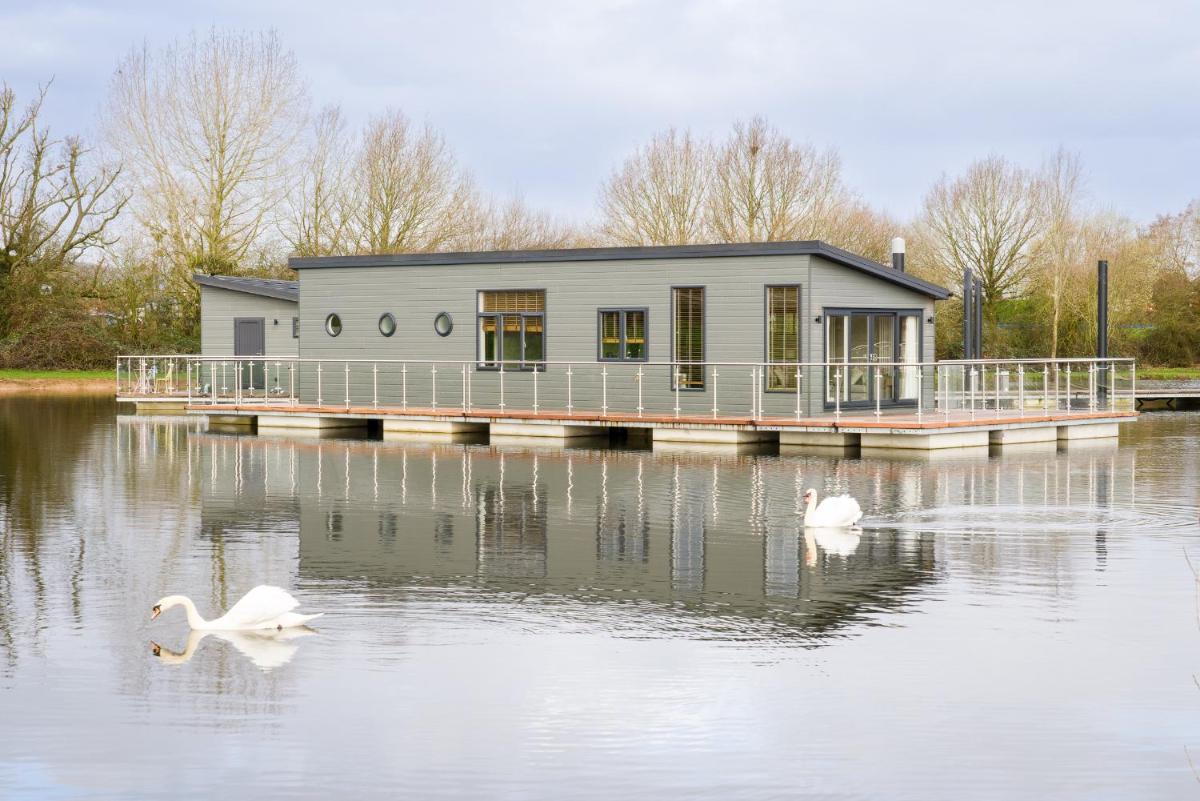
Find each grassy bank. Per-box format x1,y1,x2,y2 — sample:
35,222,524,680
1136,366,1200,381
0,368,115,394
0,368,115,381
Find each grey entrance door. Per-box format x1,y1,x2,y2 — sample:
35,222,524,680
234,318,265,390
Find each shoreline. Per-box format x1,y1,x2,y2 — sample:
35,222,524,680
0,376,115,395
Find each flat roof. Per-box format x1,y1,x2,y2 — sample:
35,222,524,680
288,241,951,300
193,274,299,302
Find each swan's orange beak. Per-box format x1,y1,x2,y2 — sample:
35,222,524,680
151,642,162,657
150,605,161,620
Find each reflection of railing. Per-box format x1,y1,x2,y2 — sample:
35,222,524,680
116,355,1138,422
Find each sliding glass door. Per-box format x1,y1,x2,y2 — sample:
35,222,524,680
825,310,921,406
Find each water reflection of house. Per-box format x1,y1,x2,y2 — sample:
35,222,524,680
192,434,953,641
191,432,1135,639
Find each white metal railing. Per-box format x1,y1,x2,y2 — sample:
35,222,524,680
116,355,1138,422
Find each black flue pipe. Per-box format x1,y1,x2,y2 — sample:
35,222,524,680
1098,260,1109,402
1097,260,1109,360
974,278,984,359
962,268,974,359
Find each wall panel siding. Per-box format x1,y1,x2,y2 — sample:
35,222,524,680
294,254,937,416
201,286,300,357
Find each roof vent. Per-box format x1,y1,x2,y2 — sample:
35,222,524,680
891,237,906,272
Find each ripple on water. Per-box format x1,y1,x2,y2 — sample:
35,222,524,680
889,501,1200,535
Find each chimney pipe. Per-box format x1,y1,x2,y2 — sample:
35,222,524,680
891,237,906,272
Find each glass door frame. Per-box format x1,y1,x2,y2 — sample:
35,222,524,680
823,307,923,409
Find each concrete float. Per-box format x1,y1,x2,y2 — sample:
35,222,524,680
988,425,1058,445
258,413,365,430
1056,422,1120,440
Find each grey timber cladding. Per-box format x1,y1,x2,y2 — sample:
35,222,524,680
292,252,938,416
199,285,300,357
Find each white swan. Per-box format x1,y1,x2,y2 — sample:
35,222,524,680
150,585,322,631
802,488,863,528
152,627,316,671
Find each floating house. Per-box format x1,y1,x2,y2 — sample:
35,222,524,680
121,239,1136,450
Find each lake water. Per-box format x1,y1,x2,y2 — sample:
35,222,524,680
1,395,1198,800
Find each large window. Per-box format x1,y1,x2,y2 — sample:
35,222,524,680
478,290,545,370
672,287,704,389
824,310,921,406
765,285,801,390
598,309,647,361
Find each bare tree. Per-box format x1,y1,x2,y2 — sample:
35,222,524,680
920,155,1044,325
0,83,125,287
348,109,474,254
821,200,898,265
1144,200,1200,278
598,127,711,245
283,105,353,257
1035,148,1086,357
706,116,845,243
106,29,307,279
457,196,584,252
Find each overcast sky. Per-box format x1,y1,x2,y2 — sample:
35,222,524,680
2,0,1197,225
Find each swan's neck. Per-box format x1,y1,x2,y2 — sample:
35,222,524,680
803,494,818,524
164,595,208,629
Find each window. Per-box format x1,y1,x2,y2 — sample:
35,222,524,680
292,317,299,339
378,313,396,337
325,313,342,337
672,287,704,389
478,290,545,370
824,310,921,405
434,312,453,337
598,309,647,361
765,286,800,390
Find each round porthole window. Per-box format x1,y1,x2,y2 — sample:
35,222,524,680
433,312,453,337
378,313,396,337
325,313,342,337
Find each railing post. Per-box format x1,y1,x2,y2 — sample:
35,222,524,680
711,366,718,419
1110,361,1116,412
602,365,609,417
916,365,923,422
431,364,438,411
672,365,679,419
1130,360,1136,411
1044,363,1050,412
755,365,763,422
834,366,842,421
316,361,323,406
344,362,350,409
874,369,881,420
499,365,505,412
460,364,466,413
466,362,472,412
1088,363,1096,411
289,362,295,404
795,366,802,421
969,365,977,421
186,359,192,404
566,364,573,415
1017,364,1025,418
533,365,539,414
402,363,408,410
1065,364,1072,414
374,364,379,409
637,366,644,418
